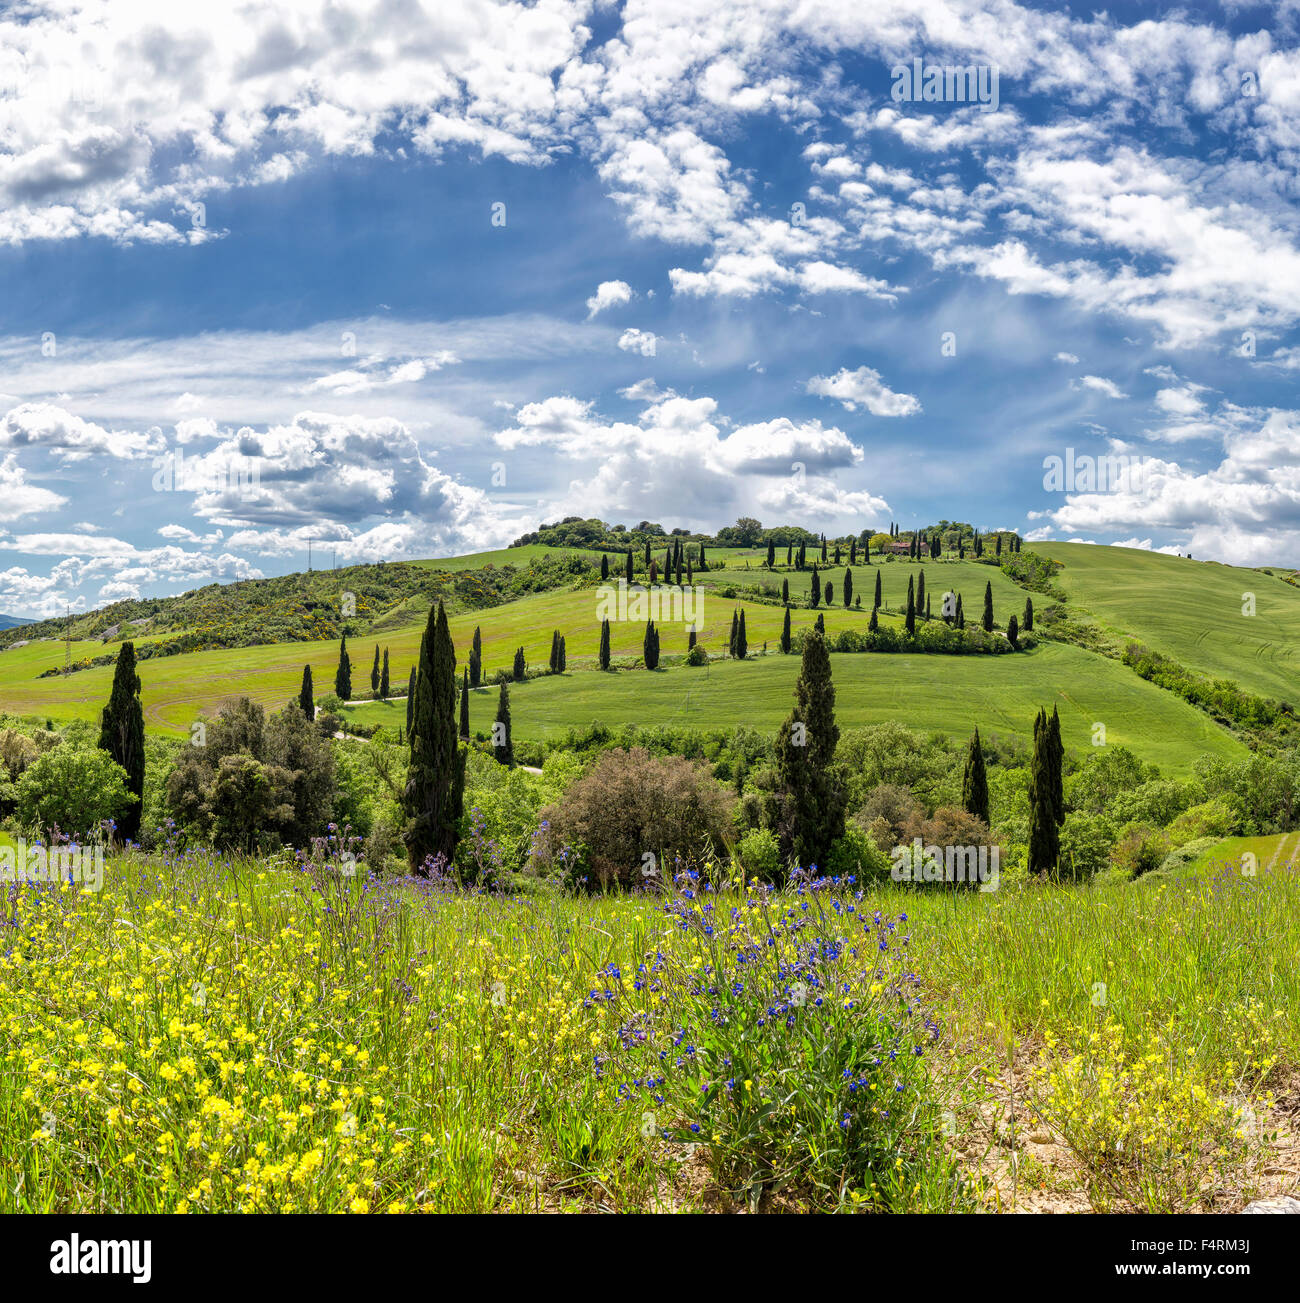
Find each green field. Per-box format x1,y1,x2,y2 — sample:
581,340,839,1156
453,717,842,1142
344,640,1244,773
1036,542,1300,703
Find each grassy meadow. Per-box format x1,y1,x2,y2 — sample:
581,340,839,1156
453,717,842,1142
2,843,1293,1214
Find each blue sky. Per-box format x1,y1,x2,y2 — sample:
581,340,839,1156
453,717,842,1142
1,0,1299,617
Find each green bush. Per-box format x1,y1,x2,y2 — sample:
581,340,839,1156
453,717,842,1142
16,746,133,836
825,823,891,880
685,644,708,666
735,827,781,881
1058,811,1116,881
1110,821,1170,878
1165,797,1239,847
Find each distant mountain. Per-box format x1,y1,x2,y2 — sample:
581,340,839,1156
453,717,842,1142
0,613,32,631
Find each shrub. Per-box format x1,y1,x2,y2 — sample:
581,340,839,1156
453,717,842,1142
735,827,781,881
1166,797,1238,847
1058,811,1116,881
533,746,734,889
853,783,924,849
1110,821,1170,878
685,644,708,667
15,746,133,836
824,823,891,880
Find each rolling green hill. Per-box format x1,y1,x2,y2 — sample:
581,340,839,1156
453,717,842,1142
1035,542,1300,705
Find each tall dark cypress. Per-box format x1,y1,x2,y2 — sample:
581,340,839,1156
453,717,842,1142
736,609,747,660
406,667,416,733
493,681,514,767
558,635,566,673
774,628,846,871
766,539,776,568
512,647,526,681
625,550,634,583
786,544,793,566
728,609,739,657
917,568,926,616
1048,706,1065,825
404,601,463,872
1027,708,1060,877
469,626,483,689
98,641,145,842
956,593,965,628
962,727,990,826
380,648,390,699
982,581,994,633
843,568,853,608
459,668,470,741
371,644,381,696
1007,614,1019,649
1023,596,1034,632
781,605,792,654
644,619,660,669
601,553,609,580
874,570,882,609
782,577,790,605
335,634,352,700
599,617,611,670
905,576,916,634
810,563,820,607
298,664,314,719
549,629,560,673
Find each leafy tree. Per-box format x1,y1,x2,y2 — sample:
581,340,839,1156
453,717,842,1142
961,727,990,825
404,601,464,872
335,634,352,700
17,746,132,836
99,641,145,841
493,681,514,767
298,664,315,720
774,629,847,872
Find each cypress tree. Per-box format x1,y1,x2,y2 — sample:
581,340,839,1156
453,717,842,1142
601,553,609,580
736,609,748,660
917,568,925,615
961,727,990,826
1027,708,1060,877
335,634,352,700
698,541,707,570
824,580,833,606
815,612,825,634
406,667,416,733
956,593,965,629
380,648,390,699
874,570,882,609
843,568,853,608
810,563,820,607
1048,706,1065,825
512,646,526,681
1007,614,1019,649
625,550,634,583
676,552,683,586
99,641,145,842
549,629,560,673
925,595,931,620
996,533,1003,557
469,626,482,688
371,644,381,696
766,538,775,568
781,605,792,654
644,539,651,566
786,543,793,566
782,577,790,605
599,617,611,670
459,668,470,741
688,627,697,650
849,539,857,564
774,628,846,871
644,619,660,669
298,664,314,719
558,635,566,673
1023,596,1034,632
905,576,916,634
404,601,463,872
868,605,879,632
493,681,514,767
821,537,828,562
982,581,994,633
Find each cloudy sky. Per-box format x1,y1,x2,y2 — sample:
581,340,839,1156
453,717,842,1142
1,0,1299,617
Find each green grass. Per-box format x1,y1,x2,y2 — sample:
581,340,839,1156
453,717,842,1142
1035,541,1300,703
2,846,1292,1213
345,640,1244,773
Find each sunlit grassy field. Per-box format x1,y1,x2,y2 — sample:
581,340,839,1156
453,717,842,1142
2,846,1292,1213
